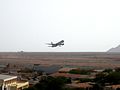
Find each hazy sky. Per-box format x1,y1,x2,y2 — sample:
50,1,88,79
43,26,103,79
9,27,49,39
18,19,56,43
0,0,120,52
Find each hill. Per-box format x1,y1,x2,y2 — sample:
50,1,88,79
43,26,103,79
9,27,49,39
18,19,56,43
107,45,120,52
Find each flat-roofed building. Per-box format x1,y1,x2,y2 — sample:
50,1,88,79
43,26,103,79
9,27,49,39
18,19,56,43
0,74,29,90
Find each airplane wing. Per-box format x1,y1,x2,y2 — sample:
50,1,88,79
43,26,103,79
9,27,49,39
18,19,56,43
57,40,64,45
46,43,52,45
46,42,53,45
48,45,57,47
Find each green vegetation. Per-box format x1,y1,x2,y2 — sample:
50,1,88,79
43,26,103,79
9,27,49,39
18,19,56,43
24,68,120,90
69,69,91,75
24,76,71,90
79,78,93,83
94,71,120,85
106,72,120,84
103,68,113,73
115,67,120,72
94,72,107,85
91,69,120,90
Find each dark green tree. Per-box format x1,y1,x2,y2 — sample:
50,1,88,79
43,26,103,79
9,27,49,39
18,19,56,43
25,76,66,90
116,88,120,90
115,67,120,72
106,72,120,84
69,69,91,75
94,72,107,85
103,68,113,73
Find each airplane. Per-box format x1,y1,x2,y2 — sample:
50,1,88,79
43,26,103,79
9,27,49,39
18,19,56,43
47,40,64,47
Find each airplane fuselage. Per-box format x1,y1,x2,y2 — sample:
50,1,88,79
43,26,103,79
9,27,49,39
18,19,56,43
47,40,64,47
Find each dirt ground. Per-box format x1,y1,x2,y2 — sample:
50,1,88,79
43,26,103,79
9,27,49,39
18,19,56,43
0,52,120,69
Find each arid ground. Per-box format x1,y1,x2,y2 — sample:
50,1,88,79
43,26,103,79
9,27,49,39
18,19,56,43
0,52,120,69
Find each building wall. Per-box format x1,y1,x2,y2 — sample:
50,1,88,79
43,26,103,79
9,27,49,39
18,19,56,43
0,78,29,90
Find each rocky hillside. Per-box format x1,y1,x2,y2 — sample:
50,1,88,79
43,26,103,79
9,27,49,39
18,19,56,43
107,45,120,52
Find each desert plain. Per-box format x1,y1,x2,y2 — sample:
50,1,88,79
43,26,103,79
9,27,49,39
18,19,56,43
0,52,120,69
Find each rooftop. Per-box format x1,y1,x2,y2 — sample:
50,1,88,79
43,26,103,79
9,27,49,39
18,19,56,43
0,74,17,81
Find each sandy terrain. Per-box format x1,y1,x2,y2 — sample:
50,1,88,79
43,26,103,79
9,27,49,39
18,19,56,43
0,52,120,69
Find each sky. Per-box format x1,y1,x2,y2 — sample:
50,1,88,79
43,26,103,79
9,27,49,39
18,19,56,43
0,0,120,52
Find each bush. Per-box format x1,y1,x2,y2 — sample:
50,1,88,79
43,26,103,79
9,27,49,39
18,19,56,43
94,71,120,85
106,72,120,84
79,78,93,83
69,69,91,75
25,76,66,90
103,68,113,73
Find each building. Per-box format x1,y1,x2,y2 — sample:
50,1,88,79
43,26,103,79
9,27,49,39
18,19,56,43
0,74,29,90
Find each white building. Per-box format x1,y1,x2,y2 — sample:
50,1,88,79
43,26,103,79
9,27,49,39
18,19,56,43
0,74,29,90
